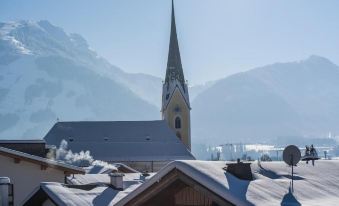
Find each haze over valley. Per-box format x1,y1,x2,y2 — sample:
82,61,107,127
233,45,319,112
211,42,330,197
1,20,339,148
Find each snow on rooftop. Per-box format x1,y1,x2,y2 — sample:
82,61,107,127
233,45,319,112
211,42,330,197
41,172,155,206
116,160,339,206
26,160,339,205
67,173,154,185
41,182,136,206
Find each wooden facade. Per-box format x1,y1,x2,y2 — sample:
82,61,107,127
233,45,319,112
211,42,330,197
125,169,234,206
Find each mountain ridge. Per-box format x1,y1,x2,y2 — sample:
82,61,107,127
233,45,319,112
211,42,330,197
0,20,161,138
192,55,339,144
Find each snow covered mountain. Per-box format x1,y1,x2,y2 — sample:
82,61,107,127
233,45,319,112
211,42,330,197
0,20,161,138
2,20,339,144
192,55,339,144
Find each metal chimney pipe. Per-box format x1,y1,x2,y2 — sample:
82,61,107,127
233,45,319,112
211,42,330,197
109,173,124,190
0,177,10,206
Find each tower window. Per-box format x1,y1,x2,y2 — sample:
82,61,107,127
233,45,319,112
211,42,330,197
175,117,181,129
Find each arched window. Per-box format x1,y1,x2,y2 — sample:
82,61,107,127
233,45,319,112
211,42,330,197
175,117,181,129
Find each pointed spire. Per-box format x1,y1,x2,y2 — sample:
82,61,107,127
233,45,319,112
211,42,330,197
165,0,185,86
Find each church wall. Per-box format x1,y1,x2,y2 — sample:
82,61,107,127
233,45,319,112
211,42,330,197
163,88,191,150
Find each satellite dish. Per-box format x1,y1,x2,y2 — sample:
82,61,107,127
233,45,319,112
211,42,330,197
283,145,301,193
283,145,301,166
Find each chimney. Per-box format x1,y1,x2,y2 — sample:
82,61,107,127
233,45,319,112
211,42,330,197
224,160,253,180
0,177,10,206
109,173,124,190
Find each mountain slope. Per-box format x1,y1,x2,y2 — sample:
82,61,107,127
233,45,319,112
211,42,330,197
0,20,160,138
192,56,339,144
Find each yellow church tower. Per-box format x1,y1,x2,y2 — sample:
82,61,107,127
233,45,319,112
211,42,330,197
162,0,191,151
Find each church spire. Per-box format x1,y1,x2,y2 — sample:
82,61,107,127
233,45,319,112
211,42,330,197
162,0,191,151
165,0,185,86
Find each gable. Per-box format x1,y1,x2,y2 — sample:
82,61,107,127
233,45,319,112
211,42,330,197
162,83,190,112
122,169,233,206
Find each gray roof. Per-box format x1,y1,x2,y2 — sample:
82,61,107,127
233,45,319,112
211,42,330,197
44,120,194,162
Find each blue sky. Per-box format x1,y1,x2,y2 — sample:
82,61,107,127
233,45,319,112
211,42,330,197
1,0,339,84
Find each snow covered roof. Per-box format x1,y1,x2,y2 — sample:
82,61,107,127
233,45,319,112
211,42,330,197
44,120,194,162
84,163,138,174
26,173,154,206
67,173,154,185
40,182,139,206
116,160,339,205
0,146,85,174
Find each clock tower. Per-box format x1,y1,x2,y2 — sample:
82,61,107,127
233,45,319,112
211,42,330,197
162,0,191,151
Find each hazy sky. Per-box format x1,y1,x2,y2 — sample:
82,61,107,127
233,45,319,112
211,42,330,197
1,0,339,84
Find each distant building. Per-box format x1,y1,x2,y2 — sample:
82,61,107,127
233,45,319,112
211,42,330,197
0,147,84,206
44,121,194,172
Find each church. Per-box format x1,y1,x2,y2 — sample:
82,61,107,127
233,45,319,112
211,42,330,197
44,1,194,172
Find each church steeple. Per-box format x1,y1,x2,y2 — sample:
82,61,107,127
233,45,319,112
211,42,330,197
165,0,185,87
162,0,191,151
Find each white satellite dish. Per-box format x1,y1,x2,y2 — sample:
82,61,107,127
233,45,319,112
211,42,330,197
283,145,301,166
283,145,301,192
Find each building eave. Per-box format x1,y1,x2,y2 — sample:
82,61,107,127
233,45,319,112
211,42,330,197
0,146,85,175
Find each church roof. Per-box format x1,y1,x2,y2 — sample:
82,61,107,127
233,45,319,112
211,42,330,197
165,0,185,87
44,120,195,162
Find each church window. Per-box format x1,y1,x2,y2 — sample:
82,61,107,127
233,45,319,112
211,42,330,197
175,117,181,129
